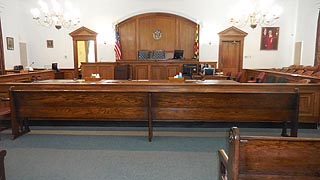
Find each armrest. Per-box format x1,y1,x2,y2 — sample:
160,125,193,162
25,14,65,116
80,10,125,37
218,149,228,167
218,149,228,180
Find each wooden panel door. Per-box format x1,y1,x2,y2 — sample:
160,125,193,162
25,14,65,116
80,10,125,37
218,26,247,76
219,40,241,75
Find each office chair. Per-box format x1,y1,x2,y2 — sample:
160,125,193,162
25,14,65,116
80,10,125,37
151,50,165,60
233,72,242,82
225,72,232,80
248,72,266,83
277,77,288,83
137,50,150,60
264,75,276,83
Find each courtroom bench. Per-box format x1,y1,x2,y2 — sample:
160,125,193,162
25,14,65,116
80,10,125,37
218,127,320,180
8,83,300,141
0,150,6,180
244,69,320,83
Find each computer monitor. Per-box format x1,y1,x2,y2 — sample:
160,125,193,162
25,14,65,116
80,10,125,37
173,50,184,59
203,68,215,75
183,64,198,75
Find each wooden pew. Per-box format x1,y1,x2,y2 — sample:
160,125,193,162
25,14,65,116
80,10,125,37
218,127,320,180
9,85,300,141
0,150,6,180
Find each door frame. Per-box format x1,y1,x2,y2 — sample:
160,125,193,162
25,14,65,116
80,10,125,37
218,26,247,74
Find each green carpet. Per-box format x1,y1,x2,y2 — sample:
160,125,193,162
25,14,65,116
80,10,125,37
1,127,319,180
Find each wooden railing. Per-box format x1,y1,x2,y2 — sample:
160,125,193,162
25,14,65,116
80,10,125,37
9,83,300,141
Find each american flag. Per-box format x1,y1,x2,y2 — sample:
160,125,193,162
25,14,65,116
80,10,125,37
114,29,122,60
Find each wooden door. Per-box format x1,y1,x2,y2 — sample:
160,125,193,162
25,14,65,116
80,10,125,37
218,26,247,76
219,40,241,75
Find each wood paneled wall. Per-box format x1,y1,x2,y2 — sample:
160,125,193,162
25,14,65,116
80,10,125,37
117,13,198,60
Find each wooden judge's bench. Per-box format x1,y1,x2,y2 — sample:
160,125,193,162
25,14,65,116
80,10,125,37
81,60,217,80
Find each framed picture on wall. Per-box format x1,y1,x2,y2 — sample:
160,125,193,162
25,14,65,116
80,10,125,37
6,37,14,50
260,27,280,50
47,40,54,48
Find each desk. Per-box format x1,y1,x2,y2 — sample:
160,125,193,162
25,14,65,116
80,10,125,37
192,74,230,80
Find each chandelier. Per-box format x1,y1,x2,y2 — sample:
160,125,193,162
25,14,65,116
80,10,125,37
30,0,80,30
229,0,283,29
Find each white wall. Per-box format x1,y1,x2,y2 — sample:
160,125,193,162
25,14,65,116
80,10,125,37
0,0,318,69
295,0,320,66
0,0,24,70
242,0,298,69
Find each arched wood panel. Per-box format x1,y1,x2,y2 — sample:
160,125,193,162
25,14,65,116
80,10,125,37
119,19,137,60
117,13,198,60
177,18,197,59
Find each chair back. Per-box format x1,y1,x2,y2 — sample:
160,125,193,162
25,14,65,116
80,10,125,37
277,77,288,83
264,75,276,83
234,72,242,82
151,50,165,60
256,72,266,83
137,50,150,60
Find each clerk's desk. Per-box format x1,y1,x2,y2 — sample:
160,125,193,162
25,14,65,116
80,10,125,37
191,74,230,80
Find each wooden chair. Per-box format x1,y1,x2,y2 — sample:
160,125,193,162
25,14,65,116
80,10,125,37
312,71,320,77
297,78,311,84
218,127,320,180
247,72,266,83
277,77,288,83
294,69,305,74
232,71,242,82
264,75,276,83
302,70,315,76
225,72,232,80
